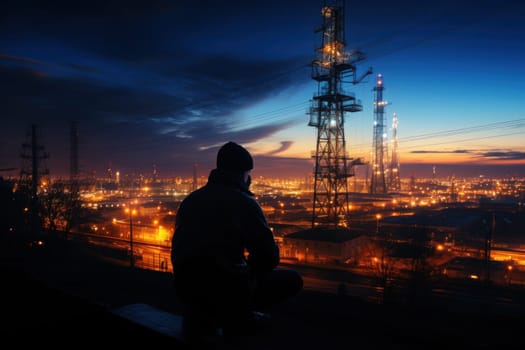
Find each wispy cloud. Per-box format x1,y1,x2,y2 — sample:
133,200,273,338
410,149,472,154
0,53,99,74
264,141,294,155
410,148,525,162
479,151,525,161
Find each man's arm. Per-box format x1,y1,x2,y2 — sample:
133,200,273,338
241,197,280,273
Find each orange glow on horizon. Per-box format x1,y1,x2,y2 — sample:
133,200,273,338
400,152,525,166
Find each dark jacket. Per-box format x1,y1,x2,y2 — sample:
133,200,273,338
171,168,280,277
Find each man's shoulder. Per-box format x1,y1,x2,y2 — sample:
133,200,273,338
186,183,253,201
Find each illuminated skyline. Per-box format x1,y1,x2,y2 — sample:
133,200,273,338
1,0,524,179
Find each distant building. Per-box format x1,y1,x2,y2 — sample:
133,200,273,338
479,196,521,211
380,207,489,254
380,207,525,259
281,228,368,264
440,256,513,285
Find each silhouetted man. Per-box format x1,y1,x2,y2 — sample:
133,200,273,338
171,141,303,343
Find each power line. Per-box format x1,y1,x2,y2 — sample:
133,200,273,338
349,118,525,151
402,130,525,151
400,119,525,144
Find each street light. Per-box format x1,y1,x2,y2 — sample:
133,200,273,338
125,207,137,268
375,213,382,233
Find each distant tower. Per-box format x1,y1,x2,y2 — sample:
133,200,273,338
20,124,50,191
192,163,198,191
20,124,49,236
432,165,437,184
152,163,158,182
450,175,458,202
106,162,113,183
308,0,371,228
370,73,389,194
70,121,80,192
389,112,401,192
364,162,369,191
410,173,416,192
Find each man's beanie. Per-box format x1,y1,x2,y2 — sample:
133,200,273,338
217,141,253,172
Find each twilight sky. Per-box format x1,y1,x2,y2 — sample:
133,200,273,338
1,0,524,180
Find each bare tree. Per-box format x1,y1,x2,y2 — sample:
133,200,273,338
39,180,81,237
364,234,399,304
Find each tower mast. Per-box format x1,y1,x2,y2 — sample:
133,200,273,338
308,0,371,228
389,112,401,192
370,73,388,194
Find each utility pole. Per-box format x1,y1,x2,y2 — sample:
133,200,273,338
485,211,495,284
192,163,198,191
129,205,135,268
20,124,49,237
127,181,136,268
70,121,79,193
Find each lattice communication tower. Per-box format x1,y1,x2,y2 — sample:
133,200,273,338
369,73,389,194
308,0,371,228
389,112,401,192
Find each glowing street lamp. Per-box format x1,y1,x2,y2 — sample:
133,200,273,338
375,213,382,233
125,207,137,268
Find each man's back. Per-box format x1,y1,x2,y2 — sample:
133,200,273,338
171,167,279,273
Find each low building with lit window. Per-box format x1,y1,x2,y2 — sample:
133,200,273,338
281,228,368,264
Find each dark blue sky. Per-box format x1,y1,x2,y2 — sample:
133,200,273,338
1,0,524,179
